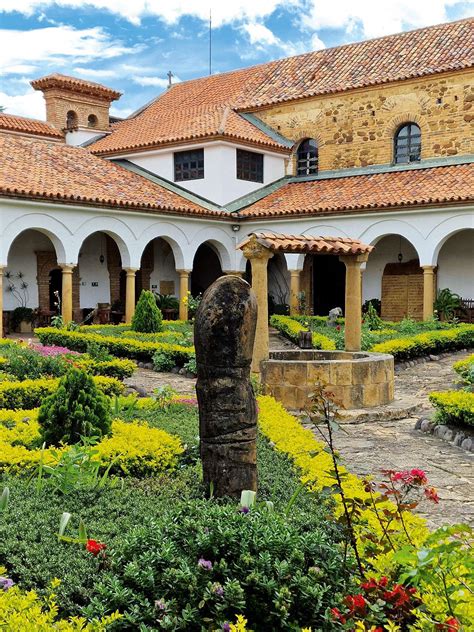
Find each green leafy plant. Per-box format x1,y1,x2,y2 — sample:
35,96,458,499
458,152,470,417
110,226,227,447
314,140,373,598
183,355,197,375
10,307,34,331
154,293,179,311
131,290,163,333
434,288,463,322
38,368,111,446
152,350,175,372
364,302,384,331
153,385,177,409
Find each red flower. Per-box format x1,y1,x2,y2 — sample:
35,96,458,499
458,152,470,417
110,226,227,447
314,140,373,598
436,618,461,631
361,577,378,591
330,607,346,624
86,539,106,556
424,486,440,504
409,468,427,484
344,593,366,615
336,325,341,331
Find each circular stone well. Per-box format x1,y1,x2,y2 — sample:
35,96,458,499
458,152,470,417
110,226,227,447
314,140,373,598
261,350,394,410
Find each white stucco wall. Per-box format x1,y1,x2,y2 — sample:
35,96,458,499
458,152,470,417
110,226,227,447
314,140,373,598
437,229,474,298
4,229,55,310
362,235,419,302
122,141,287,206
78,233,111,308
149,238,180,296
66,128,107,146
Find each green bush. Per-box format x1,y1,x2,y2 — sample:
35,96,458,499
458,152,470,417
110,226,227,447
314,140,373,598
429,390,474,426
83,499,347,630
131,290,163,333
372,325,474,360
38,369,111,446
152,351,175,372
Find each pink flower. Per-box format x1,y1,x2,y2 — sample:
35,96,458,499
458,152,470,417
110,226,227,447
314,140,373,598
197,558,213,571
424,486,440,504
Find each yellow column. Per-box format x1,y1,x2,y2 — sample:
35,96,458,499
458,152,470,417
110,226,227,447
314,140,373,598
340,254,368,352
289,270,301,316
243,236,273,373
61,265,74,324
223,270,243,278
422,265,436,321
0,266,4,338
177,270,191,321
124,268,137,324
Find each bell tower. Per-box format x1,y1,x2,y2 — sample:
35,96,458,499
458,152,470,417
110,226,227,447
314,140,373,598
31,73,121,144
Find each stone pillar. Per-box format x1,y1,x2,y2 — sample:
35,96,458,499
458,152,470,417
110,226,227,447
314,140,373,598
195,275,258,497
223,270,243,278
340,254,368,352
422,265,436,321
0,266,4,338
124,268,137,324
242,236,273,373
177,270,191,321
289,270,301,316
61,265,75,323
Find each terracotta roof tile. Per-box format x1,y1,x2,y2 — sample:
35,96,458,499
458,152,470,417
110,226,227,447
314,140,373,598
238,232,373,255
0,134,223,217
89,19,473,156
237,163,474,217
31,73,121,101
0,113,63,139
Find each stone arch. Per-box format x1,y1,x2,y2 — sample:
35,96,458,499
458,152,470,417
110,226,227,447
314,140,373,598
191,241,224,296
190,227,235,271
137,222,187,271
435,227,474,301
290,133,324,176
426,214,474,266
358,220,424,261
2,215,69,265
72,217,135,268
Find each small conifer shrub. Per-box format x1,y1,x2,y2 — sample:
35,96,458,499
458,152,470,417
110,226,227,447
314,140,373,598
38,368,111,446
131,290,163,333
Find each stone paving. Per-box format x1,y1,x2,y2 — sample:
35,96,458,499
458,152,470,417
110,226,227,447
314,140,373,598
328,351,473,529
125,345,473,529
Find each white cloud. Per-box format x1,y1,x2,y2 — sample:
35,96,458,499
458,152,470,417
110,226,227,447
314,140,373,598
242,21,326,56
243,22,280,46
301,0,471,38
72,67,120,79
0,88,45,119
131,75,182,88
0,0,301,26
0,25,131,74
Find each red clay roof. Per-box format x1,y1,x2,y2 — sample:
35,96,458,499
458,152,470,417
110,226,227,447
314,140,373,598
237,163,474,218
89,103,290,155
0,113,63,139
0,134,223,217
31,73,121,101
89,18,473,156
238,232,373,255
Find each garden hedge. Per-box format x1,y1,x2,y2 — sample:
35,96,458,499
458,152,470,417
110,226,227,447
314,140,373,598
270,315,336,350
429,391,474,426
0,375,122,410
35,327,195,364
371,325,474,360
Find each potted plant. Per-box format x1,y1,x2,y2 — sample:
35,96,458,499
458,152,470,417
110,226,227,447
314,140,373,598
5,271,34,332
434,288,464,321
154,293,179,320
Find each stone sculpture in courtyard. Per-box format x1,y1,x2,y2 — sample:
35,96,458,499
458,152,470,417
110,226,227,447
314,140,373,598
194,275,258,497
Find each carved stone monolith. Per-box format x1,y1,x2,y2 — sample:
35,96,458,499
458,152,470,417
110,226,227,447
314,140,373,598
194,275,258,497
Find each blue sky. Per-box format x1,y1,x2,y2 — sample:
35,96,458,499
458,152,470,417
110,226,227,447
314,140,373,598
0,1,472,120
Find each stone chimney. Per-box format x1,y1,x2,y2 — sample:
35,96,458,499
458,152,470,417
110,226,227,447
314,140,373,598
31,73,121,134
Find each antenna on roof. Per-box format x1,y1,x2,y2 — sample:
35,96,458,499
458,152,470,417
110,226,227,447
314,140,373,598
209,8,212,75
167,70,174,89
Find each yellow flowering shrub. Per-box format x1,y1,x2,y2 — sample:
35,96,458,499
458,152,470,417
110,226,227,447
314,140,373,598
0,375,123,410
95,419,184,475
372,325,474,360
270,315,336,350
429,390,474,426
0,573,121,631
35,327,194,364
0,409,183,476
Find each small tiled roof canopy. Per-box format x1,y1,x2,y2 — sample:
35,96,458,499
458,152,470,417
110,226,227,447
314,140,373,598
238,232,374,256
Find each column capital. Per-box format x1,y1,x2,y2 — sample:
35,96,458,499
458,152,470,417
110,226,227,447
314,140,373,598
339,253,369,266
59,263,75,273
242,235,274,262
124,267,138,275
289,269,301,276
176,269,192,276
421,265,436,273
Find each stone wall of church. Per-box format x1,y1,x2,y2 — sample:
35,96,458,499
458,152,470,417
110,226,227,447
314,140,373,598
255,71,474,172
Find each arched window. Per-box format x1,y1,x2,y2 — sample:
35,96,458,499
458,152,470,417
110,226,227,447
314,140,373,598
87,113,98,128
66,110,78,130
296,139,318,176
394,123,421,164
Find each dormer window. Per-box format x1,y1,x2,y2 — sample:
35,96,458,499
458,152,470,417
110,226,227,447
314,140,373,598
236,149,263,183
88,114,98,128
66,110,78,130
296,139,318,176
394,123,421,164
174,148,204,181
